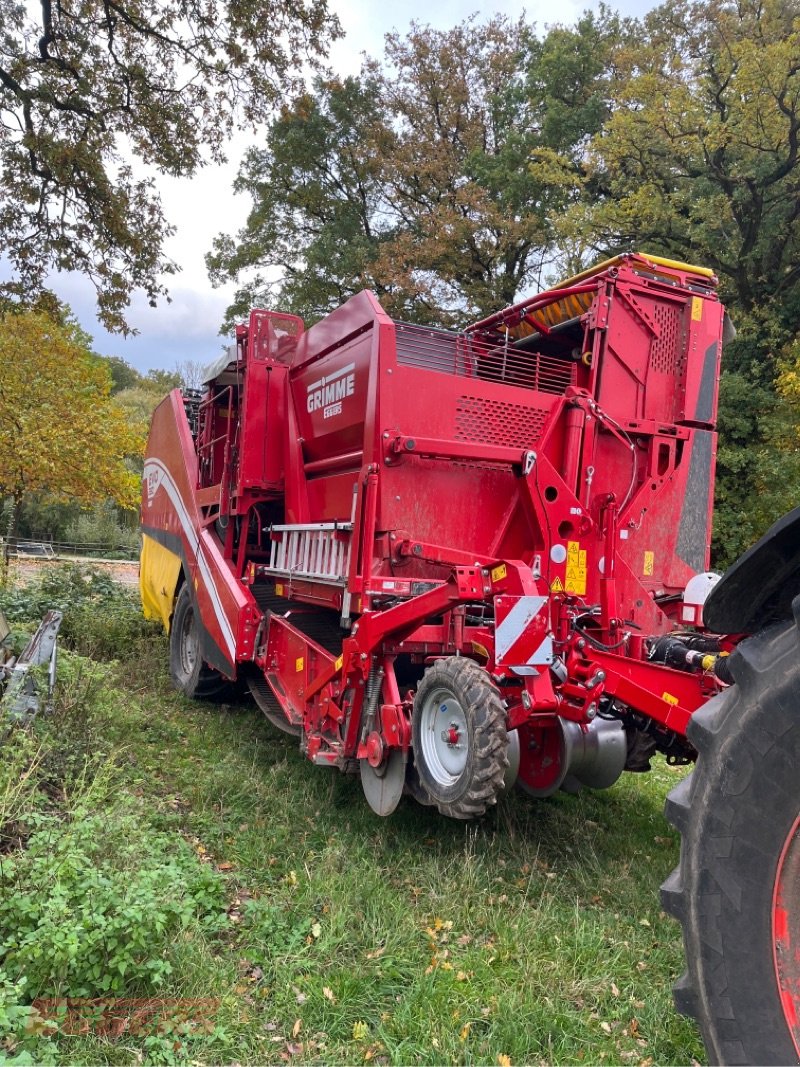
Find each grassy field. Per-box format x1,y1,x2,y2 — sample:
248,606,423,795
0,567,704,1066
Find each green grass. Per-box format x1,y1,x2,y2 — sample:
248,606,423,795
0,573,705,1066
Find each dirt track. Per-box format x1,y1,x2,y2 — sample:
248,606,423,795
9,557,139,588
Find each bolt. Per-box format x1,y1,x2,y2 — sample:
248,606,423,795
586,703,597,720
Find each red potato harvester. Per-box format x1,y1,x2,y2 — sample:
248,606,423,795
140,251,732,819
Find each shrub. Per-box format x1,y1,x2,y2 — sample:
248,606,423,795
0,797,229,999
0,562,157,662
63,502,139,555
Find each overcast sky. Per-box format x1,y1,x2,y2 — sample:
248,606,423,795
46,0,659,374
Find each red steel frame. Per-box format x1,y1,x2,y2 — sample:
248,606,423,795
142,253,728,773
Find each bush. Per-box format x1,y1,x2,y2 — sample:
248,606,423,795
63,501,139,555
0,801,228,999
0,562,157,662
0,573,229,1063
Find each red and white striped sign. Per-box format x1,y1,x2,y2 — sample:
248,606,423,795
494,595,552,670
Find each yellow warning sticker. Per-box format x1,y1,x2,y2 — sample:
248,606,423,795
491,563,507,584
691,296,703,321
335,655,343,672
550,576,565,593
643,550,654,577
565,542,587,596
275,583,284,596
295,657,304,673
662,691,679,706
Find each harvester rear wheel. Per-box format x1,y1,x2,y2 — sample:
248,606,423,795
412,657,509,820
662,610,800,1065
169,585,230,700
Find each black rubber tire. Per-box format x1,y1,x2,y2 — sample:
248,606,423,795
411,657,509,820
662,605,800,1065
169,584,231,700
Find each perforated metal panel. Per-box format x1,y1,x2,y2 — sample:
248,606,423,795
650,304,684,374
454,396,548,449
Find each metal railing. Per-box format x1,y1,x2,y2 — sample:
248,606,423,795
394,322,576,396
1,538,139,561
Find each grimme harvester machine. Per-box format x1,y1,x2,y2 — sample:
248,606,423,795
141,249,731,823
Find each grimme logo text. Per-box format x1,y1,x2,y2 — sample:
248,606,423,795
306,363,356,419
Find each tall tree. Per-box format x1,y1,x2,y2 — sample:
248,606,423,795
207,73,390,327
561,0,800,564
208,13,627,329
0,0,339,332
566,0,800,336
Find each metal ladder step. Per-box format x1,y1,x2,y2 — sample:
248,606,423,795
263,523,352,585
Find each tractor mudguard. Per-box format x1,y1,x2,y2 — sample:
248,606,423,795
704,505,800,634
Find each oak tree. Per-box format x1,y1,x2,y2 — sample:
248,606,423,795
208,12,627,328
0,0,339,332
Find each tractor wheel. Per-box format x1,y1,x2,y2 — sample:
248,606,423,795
412,657,509,820
662,610,800,1065
169,585,230,700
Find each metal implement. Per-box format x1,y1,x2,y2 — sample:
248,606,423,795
1,609,62,723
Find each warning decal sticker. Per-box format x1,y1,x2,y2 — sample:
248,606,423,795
564,541,587,596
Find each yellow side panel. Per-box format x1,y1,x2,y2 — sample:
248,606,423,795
140,533,182,632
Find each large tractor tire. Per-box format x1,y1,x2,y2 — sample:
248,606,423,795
169,584,231,700
662,609,800,1065
412,657,509,820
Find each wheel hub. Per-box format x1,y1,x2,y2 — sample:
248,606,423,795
442,723,463,747
180,608,198,675
419,690,470,785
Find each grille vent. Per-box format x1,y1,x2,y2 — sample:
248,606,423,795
454,396,548,449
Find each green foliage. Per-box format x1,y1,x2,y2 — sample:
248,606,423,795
0,804,228,998
63,503,139,555
559,0,800,312
209,14,627,329
105,356,144,395
0,630,229,1063
0,563,154,662
0,970,56,1065
712,369,800,566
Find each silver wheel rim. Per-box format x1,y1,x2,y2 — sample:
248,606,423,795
419,685,469,786
179,605,198,676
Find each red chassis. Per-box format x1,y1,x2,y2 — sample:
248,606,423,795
141,252,732,817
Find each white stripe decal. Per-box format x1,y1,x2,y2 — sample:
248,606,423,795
143,459,237,661
306,361,356,393
494,596,548,660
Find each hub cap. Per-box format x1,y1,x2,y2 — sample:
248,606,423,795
418,686,469,786
179,606,198,676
